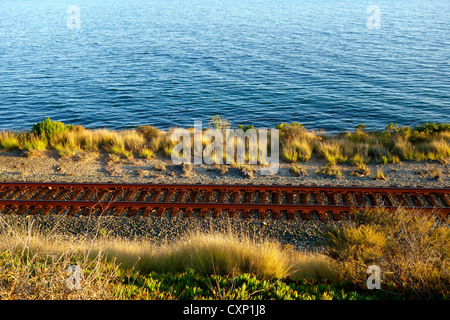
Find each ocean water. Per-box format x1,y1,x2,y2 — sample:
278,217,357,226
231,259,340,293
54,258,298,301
0,0,449,132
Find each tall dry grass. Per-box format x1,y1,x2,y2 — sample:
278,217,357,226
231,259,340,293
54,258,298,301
93,232,335,281
49,128,147,157
0,215,336,299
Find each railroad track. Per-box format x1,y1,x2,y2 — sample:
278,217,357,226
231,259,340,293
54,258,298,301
0,182,449,220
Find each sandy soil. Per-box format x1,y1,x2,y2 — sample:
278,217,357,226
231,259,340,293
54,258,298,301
0,149,448,187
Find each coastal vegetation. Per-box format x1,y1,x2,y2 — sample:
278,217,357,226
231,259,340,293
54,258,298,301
0,208,447,300
0,118,449,178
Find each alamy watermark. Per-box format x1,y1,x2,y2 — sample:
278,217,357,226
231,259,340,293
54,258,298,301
366,265,381,290
67,5,81,29
66,5,381,31
367,5,381,29
66,265,82,290
170,121,280,175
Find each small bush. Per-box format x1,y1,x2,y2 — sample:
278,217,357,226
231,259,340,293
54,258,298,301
275,123,305,139
348,124,368,143
31,118,72,142
208,116,231,131
136,125,159,141
323,208,450,299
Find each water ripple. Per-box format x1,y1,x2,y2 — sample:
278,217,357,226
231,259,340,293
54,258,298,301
0,0,448,132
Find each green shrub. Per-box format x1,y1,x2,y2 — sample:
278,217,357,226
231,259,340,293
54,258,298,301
348,124,368,143
412,122,450,135
275,122,305,131
276,123,306,141
382,122,450,144
208,116,231,131
237,124,255,132
31,118,71,142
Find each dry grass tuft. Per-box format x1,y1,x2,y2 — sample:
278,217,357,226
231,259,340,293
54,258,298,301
317,140,347,166
373,168,387,180
20,133,48,156
0,131,20,151
290,164,306,177
236,164,256,179
154,162,167,172
94,231,335,281
351,164,371,177
140,148,154,160
316,164,342,178
180,163,194,177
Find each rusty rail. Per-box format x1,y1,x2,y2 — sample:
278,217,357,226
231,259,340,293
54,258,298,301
0,182,448,220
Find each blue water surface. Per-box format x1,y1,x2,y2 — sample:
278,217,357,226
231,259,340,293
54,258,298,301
0,0,449,132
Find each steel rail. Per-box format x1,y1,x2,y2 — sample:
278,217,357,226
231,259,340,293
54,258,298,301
0,181,448,193
0,181,448,220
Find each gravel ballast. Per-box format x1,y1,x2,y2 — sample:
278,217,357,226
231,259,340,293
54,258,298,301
0,150,447,251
